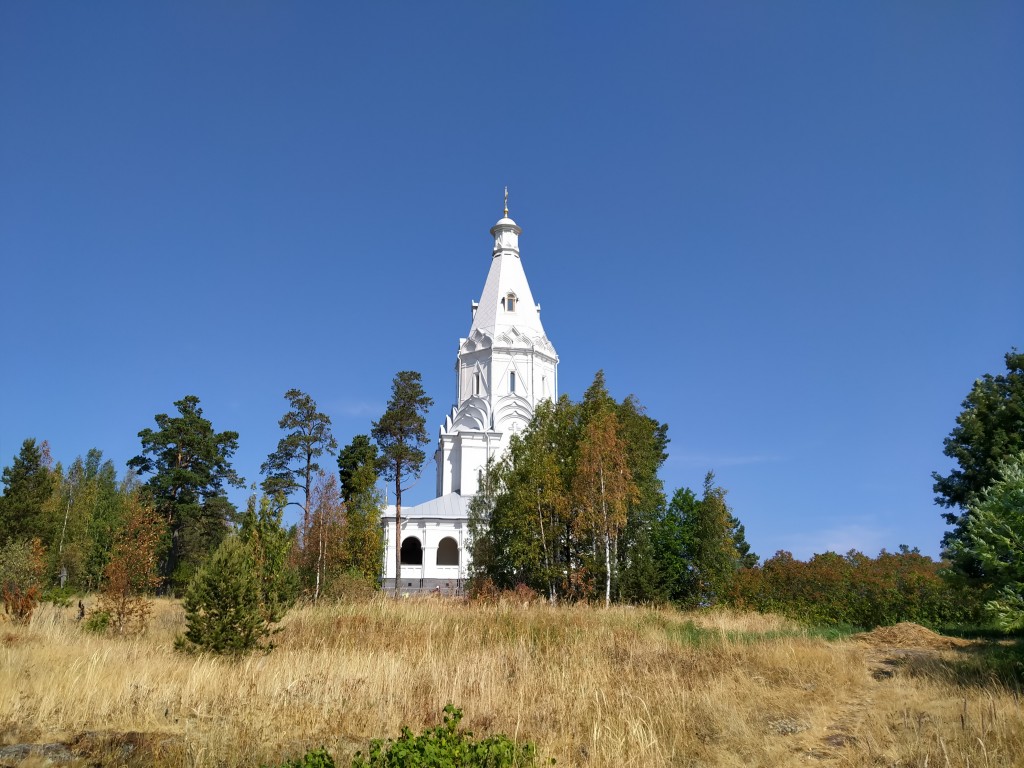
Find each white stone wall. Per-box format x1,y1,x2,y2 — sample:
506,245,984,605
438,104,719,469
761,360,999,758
381,514,469,582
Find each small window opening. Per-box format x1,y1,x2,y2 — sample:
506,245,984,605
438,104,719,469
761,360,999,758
503,293,517,312
509,372,516,393
474,372,481,396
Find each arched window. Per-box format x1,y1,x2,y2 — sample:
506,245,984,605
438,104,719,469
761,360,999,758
400,536,423,565
509,371,516,393
436,537,459,566
503,292,517,312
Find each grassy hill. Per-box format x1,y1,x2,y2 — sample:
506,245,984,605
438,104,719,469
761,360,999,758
1,597,1021,766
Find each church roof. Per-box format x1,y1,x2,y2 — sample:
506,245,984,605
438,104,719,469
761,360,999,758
381,492,470,521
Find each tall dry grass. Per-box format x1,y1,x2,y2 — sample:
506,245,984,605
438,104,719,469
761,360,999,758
1,596,1021,767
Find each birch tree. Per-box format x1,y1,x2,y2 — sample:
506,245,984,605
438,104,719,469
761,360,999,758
574,407,637,607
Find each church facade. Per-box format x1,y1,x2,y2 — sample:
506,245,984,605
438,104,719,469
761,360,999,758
381,202,558,593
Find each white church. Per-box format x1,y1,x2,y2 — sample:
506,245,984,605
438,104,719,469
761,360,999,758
381,199,558,593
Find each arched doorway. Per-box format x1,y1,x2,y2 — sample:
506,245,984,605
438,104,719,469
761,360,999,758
400,536,423,565
436,537,459,566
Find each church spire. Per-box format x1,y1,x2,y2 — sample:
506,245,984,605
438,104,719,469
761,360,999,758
435,205,559,499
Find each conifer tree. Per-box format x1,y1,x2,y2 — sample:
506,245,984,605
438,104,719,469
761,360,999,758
0,438,55,545
176,536,269,656
237,494,297,624
934,350,1024,580
261,389,337,534
372,371,433,595
613,395,669,604
128,395,244,591
953,453,1024,630
337,434,380,504
177,493,294,655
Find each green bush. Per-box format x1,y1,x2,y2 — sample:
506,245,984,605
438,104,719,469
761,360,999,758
41,586,76,607
269,747,336,768
270,706,546,768
352,705,543,768
726,548,984,629
83,609,111,634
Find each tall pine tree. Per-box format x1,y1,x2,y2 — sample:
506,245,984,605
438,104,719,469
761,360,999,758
372,371,433,595
128,395,244,591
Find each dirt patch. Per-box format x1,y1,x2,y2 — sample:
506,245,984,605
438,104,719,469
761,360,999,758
0,731,183,767
853,622,972,651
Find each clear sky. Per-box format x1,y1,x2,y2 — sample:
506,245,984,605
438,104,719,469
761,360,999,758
2,2,1021,560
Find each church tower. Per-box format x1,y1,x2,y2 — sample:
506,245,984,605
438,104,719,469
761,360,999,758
436,196,559,497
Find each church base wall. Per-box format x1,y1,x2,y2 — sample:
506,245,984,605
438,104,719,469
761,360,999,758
383,577,465,596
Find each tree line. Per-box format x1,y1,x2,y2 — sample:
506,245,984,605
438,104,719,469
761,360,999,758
2,348,1022,639
0,386,404,608
468,371,757,607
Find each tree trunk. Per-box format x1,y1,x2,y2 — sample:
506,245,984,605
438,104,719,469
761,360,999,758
537,488,554,602
394,469,402,597
313,504,324,603
600,463,611,608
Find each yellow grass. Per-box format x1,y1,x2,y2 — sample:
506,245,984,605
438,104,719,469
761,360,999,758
1,597,1022,767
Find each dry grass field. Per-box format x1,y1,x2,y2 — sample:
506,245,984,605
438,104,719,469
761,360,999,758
1,597,1022,767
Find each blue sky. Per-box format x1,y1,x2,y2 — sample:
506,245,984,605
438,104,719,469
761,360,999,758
2,2,1021,560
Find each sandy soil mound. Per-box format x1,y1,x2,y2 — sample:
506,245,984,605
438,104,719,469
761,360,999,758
854,622,971,650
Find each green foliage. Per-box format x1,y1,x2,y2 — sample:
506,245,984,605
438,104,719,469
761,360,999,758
727,548,983,629
952,453,1024,630
83,609,111,634
238,494,298,623
337,435,379,504
934,350,1024,578
261,389,337,524
470,373,674,605
351,705,543,768
0,537,46,622
573,404,638,606
42,450,127,591
176,493,296,654
0,438,55,546
651,487,697,604
128,395,244,592
269,747,336,768
300,471,382,602
372,371,433,594
98,493,165,635
338,486,385,588
372,371,433,500
269,706,545,768
614,394,670,604
654,476,754,608
41,585,75,606
177,535,280,656
469,398,574,598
